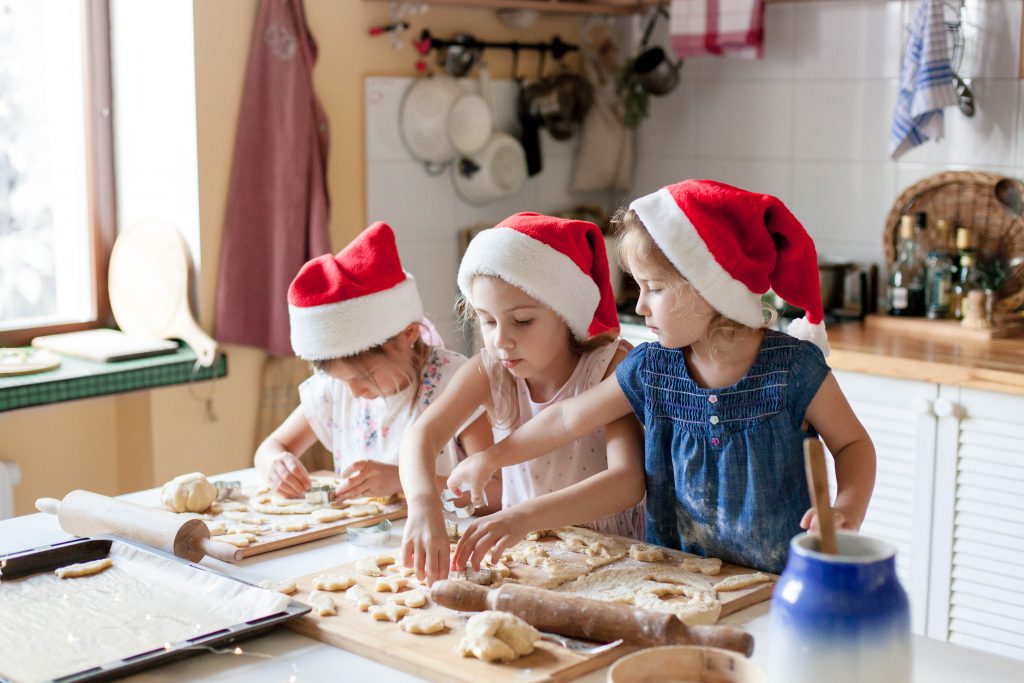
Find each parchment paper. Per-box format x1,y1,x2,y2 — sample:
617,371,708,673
0,542,291,683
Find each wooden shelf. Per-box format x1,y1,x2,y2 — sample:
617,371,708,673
365,0,665,15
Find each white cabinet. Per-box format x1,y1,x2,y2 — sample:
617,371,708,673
834,371,1024,661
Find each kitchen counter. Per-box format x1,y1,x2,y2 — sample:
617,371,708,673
828,321,1024,396
2,469,1022,682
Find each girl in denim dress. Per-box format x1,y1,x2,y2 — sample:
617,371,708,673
448,180,876,574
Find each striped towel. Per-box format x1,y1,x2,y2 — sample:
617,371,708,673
889,0,958,159
669,0,765,59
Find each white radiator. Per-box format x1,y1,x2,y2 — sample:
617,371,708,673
0,461,22,520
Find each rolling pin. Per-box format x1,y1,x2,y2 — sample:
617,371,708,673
431,580,754,657
35,490,242,563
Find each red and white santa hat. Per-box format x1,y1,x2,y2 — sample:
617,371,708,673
629,179,829,355
288,221,424,360
457,212,619,341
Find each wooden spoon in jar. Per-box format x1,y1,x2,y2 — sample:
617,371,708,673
803,437,837,554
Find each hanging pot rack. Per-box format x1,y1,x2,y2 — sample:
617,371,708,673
416,29,578,60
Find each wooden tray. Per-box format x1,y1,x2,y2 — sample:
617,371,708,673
864,313,1024,341
199,471,407,558
286,534,775,683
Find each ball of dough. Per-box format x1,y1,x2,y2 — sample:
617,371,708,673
160,472,217,513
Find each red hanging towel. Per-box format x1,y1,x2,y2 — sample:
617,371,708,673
669,0,765,59
214,0,330,357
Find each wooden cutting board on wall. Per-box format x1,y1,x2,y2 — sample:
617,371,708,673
286,535,775,683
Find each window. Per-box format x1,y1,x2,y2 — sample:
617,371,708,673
0,0,114,346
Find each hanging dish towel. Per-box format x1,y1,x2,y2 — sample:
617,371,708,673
669,0,765,59
214,0,331,357
889,0,958,159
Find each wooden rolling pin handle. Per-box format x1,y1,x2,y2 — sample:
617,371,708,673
676,624,755,658
197,537,243,563
430,579,490,611
35,498,61,515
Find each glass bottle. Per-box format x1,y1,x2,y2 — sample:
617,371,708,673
952,253,979,321
914,211,928,261
925,219,955,319
888,216,926,316
953,227,974,280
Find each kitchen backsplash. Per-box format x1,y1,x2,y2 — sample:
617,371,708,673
635,0,1023,266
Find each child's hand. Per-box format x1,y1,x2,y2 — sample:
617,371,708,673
267,452,311,498
401,502,450,585
800,506,860,533
452,508,530,572
446,453,495,507
334,460,402,500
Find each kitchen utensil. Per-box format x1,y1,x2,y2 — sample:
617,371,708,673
513,48,543,176
32,328,178,362
441,487,486,518
430,580,755,656
0,348,60,376
802,437,836,554
346,518,393,547
399,73,465,173
213,479,242,500
108,221,218,367
633,45,682,96
447,85,493,156
954,75,975,117
769,533,910,683
995,176,1023,217
540,631,624,656
609,645,766,683
35,490,243,563
443,33,482,78
451,63,527,205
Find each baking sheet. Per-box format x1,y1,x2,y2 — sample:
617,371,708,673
0,542,291,683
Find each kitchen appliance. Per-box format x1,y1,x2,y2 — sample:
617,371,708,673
773,262,875,323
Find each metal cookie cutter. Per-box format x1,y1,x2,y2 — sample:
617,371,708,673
213,480,241,501
444,518,461,542
449,567,493,585
441,489,487,518
305,484,335,505
346,518,392,547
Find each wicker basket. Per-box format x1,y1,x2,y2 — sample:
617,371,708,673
884,171,1024,313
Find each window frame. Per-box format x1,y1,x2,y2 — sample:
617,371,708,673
0,0,116,347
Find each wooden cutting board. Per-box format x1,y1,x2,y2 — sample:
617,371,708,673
286,533,775,682
195,471,407,558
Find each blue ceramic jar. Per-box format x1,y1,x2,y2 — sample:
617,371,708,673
769,532,911,683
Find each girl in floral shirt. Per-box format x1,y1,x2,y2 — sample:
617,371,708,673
254,222,493,503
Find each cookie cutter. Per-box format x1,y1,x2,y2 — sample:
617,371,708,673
441,489,487,518
346,518,392,547
449,568,493,585
444,519,461,542
213,480,242,500
305,484,335,505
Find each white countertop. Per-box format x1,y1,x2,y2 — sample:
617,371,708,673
2,469,1022,682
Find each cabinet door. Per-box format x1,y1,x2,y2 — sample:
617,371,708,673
833,370,937,635
928,387,1024,661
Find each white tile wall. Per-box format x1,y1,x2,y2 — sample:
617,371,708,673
634,0,1024,265
365,76,607,353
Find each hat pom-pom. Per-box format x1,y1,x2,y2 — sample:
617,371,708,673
787,316,830,357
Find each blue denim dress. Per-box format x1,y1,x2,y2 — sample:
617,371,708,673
615,330,830,573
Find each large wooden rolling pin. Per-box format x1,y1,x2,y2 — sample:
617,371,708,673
35,490,242,563
432,580,755,657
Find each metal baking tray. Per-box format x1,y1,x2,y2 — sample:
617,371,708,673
0,537,310,683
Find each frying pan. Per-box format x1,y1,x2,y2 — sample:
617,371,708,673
108,221,218,367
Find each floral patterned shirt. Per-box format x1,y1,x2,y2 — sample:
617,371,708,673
299,347,474,475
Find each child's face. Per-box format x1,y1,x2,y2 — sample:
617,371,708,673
632,266,717,348
321,353,411,400
470,276,573,380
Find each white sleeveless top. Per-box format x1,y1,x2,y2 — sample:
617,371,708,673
486,339,646,540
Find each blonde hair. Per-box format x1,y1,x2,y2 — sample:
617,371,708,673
612,208,775,360
456,278,614,429
311,326,432,407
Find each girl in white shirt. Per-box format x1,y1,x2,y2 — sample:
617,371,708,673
254,222,493,502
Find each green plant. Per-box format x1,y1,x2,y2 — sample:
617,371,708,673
977,258,1008,292
617,59,649,129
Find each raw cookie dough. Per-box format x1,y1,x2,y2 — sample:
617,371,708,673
398,614,446,634
205,521,228,536
55,558,113,579
558,566,720,625
212,533,257,548
160,472,217,513
356,554,397,577
345,584,376,611
311,508,349,524
312,574,356,591
270,495,307,506
387,589,426,608
374,577,409,593
682,557,723,576
457,610,540,663
271,519,309,533
228,524,263,535
629,543,666,563
342,503,382,518
251,501,318,515
386,564,415,578
369,603,409,622
714,572,773,592
259,579,297,595
308,589,337,616
224,512,266,525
